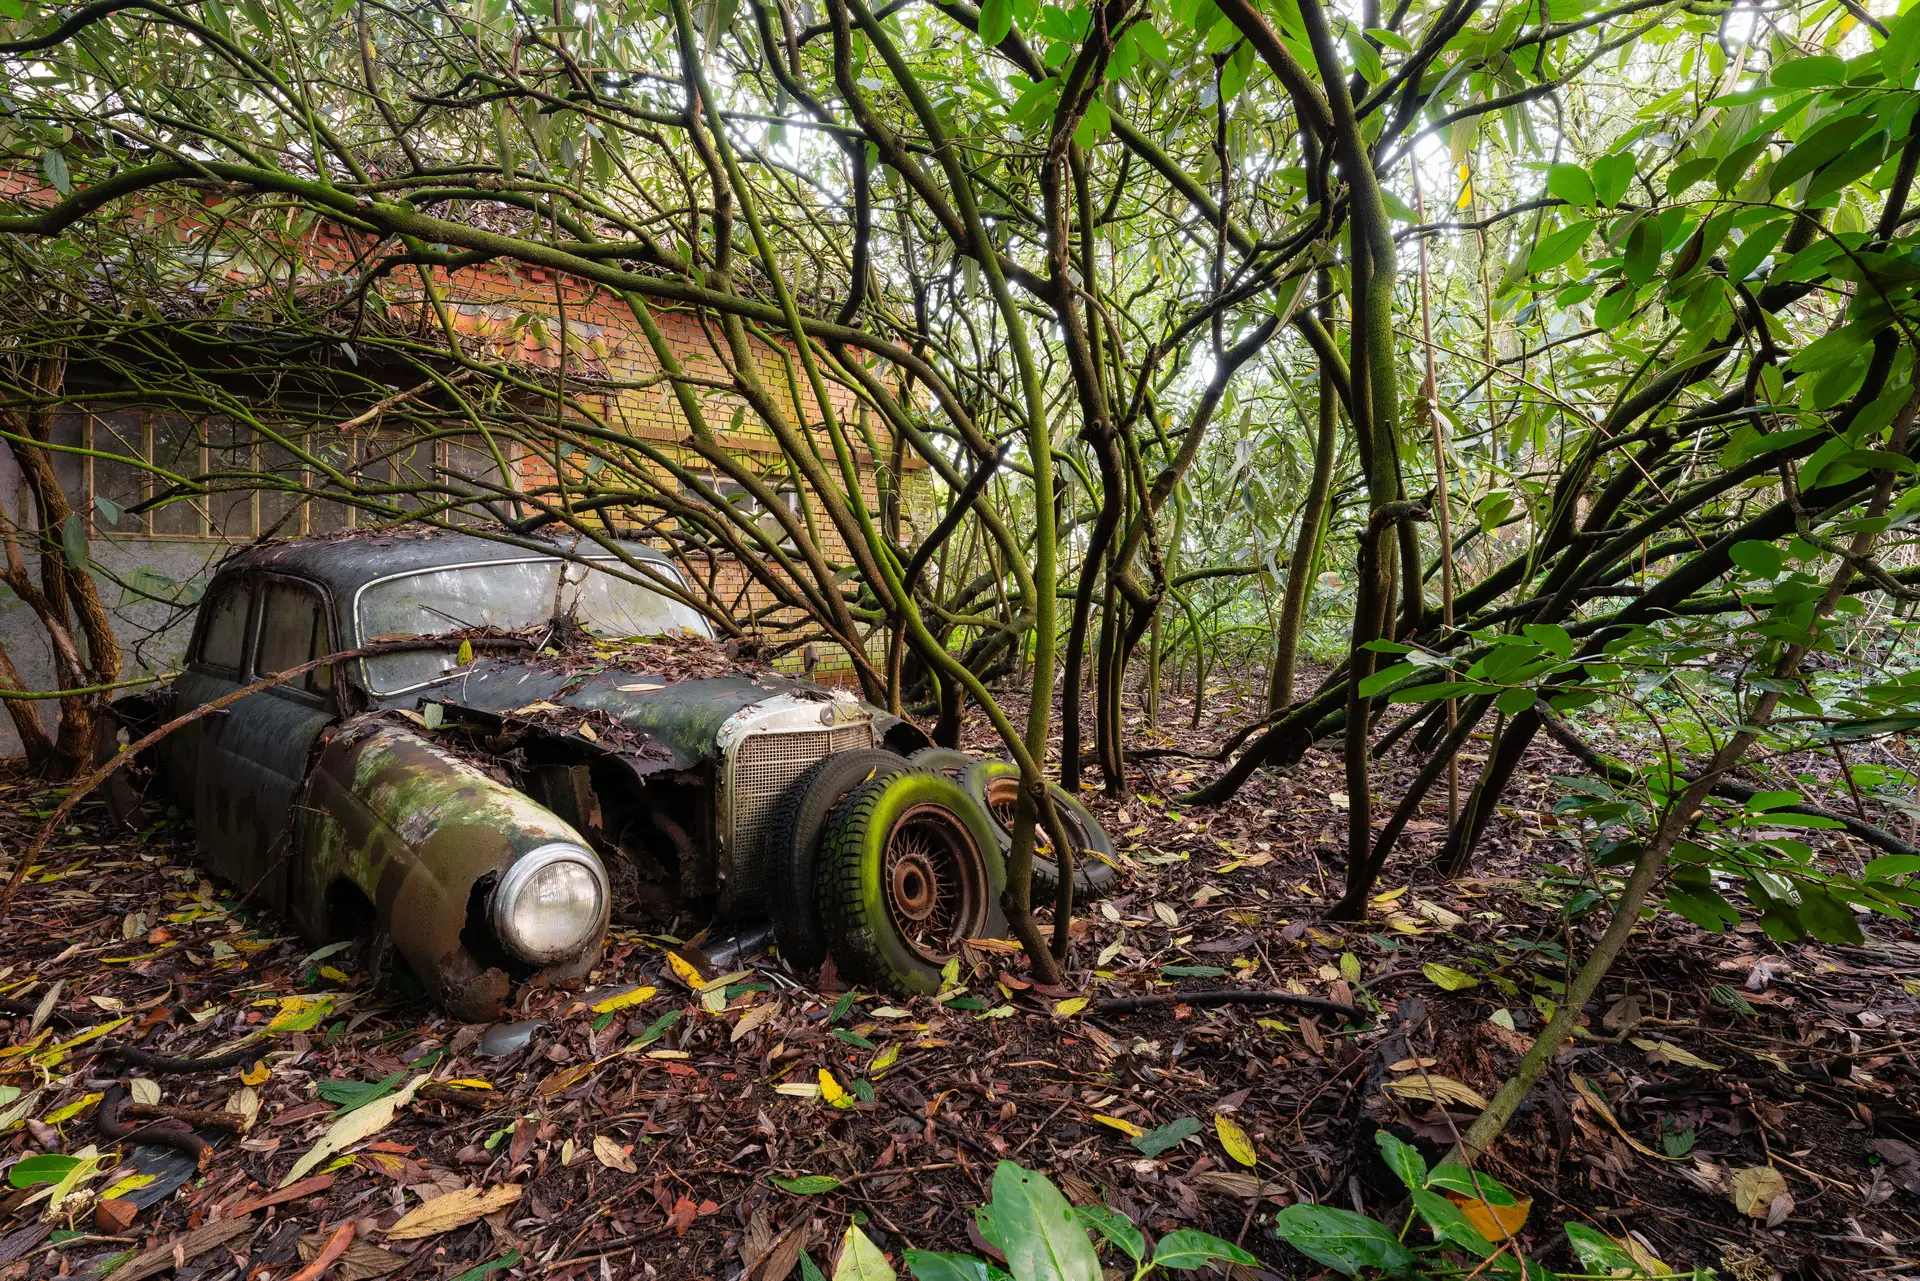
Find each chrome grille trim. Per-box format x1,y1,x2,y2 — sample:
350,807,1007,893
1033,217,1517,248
716,697,874,914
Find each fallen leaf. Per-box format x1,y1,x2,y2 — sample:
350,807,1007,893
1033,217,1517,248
819,1069,853,1110
1052,996,1089,1019
590,986,657,1016
1384,1075,1489,1109
1449,1193,1531,1242
1214,1114,1257,1168
281,1075,427,1188
1093,1113,1146,1138
769,1174,842,1195
666,951,705,988
240,1061,270,1087
731,1002,779,1043
1630,1038,1724,1071
833,1223,895,1281
1730,1166,1791,1221
386,1184,522,1240
592,1135,636,1174
1421,963,1479,991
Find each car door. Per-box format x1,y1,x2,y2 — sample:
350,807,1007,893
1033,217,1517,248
166,576,254,827
196,576,339,908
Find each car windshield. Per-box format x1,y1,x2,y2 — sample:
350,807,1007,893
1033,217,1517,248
356,556,711,695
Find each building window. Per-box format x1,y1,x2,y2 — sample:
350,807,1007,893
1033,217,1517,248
34,410,515,540
679,471,800,544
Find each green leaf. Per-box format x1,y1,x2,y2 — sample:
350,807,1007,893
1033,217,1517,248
1887,3,1920,87
1771,55,1845,88
1521,623,1572,660
1496,687,1536,715
1527,218,1594,273
59,511,87,570
9,1154,82,1188
770,1175,845,1194
1073,1206,1143,1261
1546,162,1595,208
1388,682,1497,704
1771,115,1877,194
1422,963,1479,991
1149,1230,1258,1271
978,0,1011,42
1865,854,1920,878
447,1252,523,1281
1730,540,1784,578
42,149,69,197
1745,790,1803,812
1131,1116,1203,1157
1372,1131,1427,1192
1410,1188,1496,1257
1591,150,1635,206
1565,1223,1635,1272
905,1252,996,1281
834,1224,897,1281
0,0,24,18
1161,964,1226,978
1425,1166,1518,1205
1357,662,1416,697
974,1163,1100,1281
1271,1204,1414,1277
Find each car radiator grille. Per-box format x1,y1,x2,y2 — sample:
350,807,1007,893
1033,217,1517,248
726,723,873,910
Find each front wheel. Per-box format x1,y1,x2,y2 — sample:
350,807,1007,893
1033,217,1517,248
817,770,1006,994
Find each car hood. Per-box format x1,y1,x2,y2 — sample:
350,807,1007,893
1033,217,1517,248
404,662,865,767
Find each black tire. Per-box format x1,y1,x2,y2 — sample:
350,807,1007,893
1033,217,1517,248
765,748,911,971
908,746,976,778
963,760,1122,904
817,769,1007,994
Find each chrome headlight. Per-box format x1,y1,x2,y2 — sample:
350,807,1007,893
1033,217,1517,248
489,843,608,964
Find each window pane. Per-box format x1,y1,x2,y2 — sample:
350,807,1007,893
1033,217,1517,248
260,434,306,537
207,419,255,540
198,584,250,670
360,433,433,513
309,434,354,532
256,581,327,691
92,411,145,534
445,436,508,526
150,416,204,536
49,412,87,519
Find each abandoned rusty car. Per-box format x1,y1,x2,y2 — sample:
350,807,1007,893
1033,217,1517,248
103,530,1111,1018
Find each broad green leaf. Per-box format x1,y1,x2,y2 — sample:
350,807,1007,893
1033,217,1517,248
1592,151,1635,206
1271,1204,1414,1277
1771,55,1845,87
771,1174,844,1194
1546,162,1595,208
835,1224,896,1281
9,1154,82,1188
1527,218,1593,273
905,1253,995,1281
1372,1131,1426,1192
1357,662,1416,697
1729,540,1784,578
979,0,1012,43
1149,1230,1257,1271
1073,1205,1143,1261
1410,1188,1495,1257
1426,1166,1518,1206
975,1163,1100,1281
1132,1116,1202,1157
1422,963,1479,991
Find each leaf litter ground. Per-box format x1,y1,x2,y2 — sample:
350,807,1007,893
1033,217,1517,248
0,672,1915,1280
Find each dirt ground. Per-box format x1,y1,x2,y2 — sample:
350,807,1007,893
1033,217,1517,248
0,672,1915,1281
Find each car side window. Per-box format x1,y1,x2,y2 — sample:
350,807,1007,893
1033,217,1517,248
255,581,333,694
196,583,251,673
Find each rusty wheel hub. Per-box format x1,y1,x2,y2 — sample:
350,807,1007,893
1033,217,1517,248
882,802,988,963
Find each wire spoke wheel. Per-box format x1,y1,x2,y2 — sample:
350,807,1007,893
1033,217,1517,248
881,802,989,963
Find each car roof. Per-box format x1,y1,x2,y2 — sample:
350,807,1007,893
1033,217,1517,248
219,528,680,597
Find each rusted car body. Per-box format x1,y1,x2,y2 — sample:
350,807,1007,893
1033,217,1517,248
112,531,930,1019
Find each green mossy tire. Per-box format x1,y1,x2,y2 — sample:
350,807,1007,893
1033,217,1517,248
817,769,1006,994
907,746,977,778
765,748,911,972
963,760,1122,904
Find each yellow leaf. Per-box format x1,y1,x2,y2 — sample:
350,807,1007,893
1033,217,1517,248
1214,1114,1257,1168
773,1082,822,1100
36,1016,131,1066
1448,1192,1531,1242
441,1079,494,1090
386,1184,523,1240
666,952,705,988
42,1092,103,1124
1629,1037,1724,1071
591,985,657,1015
1053,996,1089,1019
319,966,351,983
280,1074,427,1188
593,1134,637,1173
1371,885,1409,904
240,1061,270,1086
1730,1165,1791,1220
869,1043,899,1076
833,1222,896,1281
1383,1075,1489,1109
1093,1113,1146,1138
128,1079,161,1107
819,1069,853,1109
1421,963,1479,991
99,1173,157,1201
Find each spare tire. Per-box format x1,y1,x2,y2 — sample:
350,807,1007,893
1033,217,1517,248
765,748,910,971
963,760,1122,904
907,746,976,778
817,769,1005,993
